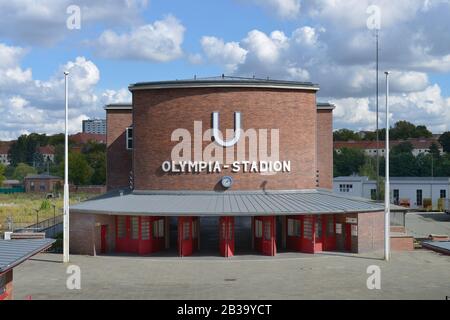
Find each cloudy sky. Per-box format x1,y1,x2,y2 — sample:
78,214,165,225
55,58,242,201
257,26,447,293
0,0,449,140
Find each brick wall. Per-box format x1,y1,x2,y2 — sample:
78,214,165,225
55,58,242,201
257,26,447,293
391,236,414,251
132,87,317,191
316,110,333,189
70,212,115,255
357,211,385,254
25,178,62,193
106,110,132,191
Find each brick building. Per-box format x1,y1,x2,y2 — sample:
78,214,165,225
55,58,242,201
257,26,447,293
24,174,62,193
71,77,391,257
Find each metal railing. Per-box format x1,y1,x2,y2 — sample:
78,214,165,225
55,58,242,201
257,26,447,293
16,214,63,232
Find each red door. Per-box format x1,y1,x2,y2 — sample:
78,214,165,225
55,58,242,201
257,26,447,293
178,217,197,257
255,216,276,256
323,215,337,251
314,216,324,252
301,215,315,253
100,225,107,253
345,223,352,252
219,217,234,257
286,216,302,251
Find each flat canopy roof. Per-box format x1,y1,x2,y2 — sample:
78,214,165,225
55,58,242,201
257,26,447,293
0,239,55,273
70,189,402,217
129,75,320,92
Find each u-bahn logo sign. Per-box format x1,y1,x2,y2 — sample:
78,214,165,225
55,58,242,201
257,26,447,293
161,111,291,174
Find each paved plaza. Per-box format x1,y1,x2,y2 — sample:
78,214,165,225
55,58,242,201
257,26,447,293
13,249,450,300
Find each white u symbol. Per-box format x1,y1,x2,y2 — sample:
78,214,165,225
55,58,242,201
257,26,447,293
212,112,241,147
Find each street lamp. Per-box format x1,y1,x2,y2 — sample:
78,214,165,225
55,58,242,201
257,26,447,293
384,71,391,261
51,204,56,238
63,71,70,263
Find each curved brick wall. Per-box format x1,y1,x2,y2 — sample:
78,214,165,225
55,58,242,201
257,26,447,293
132,87,318,191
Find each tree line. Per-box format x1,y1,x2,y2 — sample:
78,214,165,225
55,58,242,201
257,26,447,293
0,133,106,186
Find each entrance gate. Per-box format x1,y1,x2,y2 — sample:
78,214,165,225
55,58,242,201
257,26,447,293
178,217,199,257
219,216,234,257
254,216,276,256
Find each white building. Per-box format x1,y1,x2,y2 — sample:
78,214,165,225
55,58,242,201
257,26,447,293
82,119,106,135
334,138,443,157
333,176,450,210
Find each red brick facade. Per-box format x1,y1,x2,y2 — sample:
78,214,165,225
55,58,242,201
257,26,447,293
106,110,132,191
132,88,318,191
70,212,115,256
0,270,13,300
316,110,333,189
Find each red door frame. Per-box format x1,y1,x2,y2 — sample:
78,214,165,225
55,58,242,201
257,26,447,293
254,216,276,256
344,223,352,252
178,217,198,257
115,216,166,255
301,215,315,253
314,215,324,252
100,225,107,253
219,216,235,257
286,216,302,252
323,215,337,251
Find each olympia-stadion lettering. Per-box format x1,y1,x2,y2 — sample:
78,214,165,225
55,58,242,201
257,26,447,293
71,77,405,258
161,111,291,174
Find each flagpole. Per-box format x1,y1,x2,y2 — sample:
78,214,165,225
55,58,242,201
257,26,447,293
384,71,390,261
63,71,70,263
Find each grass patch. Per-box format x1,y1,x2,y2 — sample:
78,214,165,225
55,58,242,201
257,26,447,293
0,192,98,231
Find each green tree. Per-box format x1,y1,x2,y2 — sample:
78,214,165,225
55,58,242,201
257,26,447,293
438,132,450,153
333,129,361,141
0,164,6,186
12,163,37,181
391,141,414,154
333,148,366,177
60,152,94,185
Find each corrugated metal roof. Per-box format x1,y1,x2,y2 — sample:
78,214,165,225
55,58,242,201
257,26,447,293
0,239,55,273
71,189,397,216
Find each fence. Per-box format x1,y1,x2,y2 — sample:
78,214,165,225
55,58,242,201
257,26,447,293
0,187,25,194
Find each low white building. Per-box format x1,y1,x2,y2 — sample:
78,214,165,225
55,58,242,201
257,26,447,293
333,176,450,210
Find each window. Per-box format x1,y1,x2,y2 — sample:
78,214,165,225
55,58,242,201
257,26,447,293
40,183,46,191
303,217,313,240
393,189,400,205
264,221,271,240
183,222,190,240
141,217,150,240
126,127,133,150
192,220,197,239
255,220,262,238
370,189,377,200
287,219,301,237
339,184,353,193
315,216,322,239
440,190,446,199
117,216,126,239
131,217,139,239
158,219,164,237
416,189,423,206
327,217,334,236
30,181,35,191
153,219,165,238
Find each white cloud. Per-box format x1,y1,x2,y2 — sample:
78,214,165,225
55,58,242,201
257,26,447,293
241,0,301,19
0,43,131,140
201,36,247,72
0,0,149,46
92,15,185,62
198,1,450,131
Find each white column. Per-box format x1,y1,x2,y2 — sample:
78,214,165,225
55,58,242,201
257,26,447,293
63,71,70,263
384,71,390,261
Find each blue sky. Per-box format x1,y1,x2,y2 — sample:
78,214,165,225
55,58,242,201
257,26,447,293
0,0,449,140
